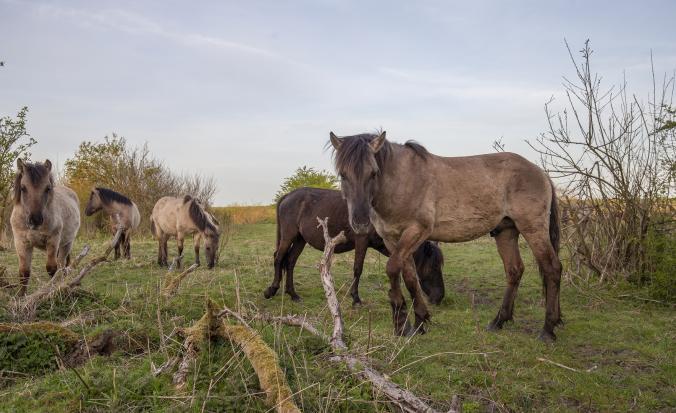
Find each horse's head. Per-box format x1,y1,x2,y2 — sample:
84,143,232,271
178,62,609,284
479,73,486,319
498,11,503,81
330,131,387,234
14,159,55,229
187,197,220,269
414,241,445,305
203,229,220,269
85,188,103,216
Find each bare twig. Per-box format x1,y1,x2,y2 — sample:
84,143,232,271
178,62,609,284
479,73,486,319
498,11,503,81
316,216,348,350
161,264,200,298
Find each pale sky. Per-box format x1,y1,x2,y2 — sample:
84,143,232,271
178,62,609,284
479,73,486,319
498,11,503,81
1,0,675,204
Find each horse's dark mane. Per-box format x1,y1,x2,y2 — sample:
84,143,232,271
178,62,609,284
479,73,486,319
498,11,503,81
13,162,52,203
96,187,132,206
188,198,217,233
413,241,444,273
332,133,429,176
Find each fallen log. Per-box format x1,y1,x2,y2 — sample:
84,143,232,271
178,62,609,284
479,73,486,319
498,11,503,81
171,300,301,413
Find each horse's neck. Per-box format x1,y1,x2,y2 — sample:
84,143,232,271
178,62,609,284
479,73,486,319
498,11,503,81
373,146,421,214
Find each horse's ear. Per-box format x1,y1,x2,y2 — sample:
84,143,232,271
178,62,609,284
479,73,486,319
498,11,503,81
16,158,24,172
183,195,192,204
369,131,386,153
329,131,342,150
44,159,52,171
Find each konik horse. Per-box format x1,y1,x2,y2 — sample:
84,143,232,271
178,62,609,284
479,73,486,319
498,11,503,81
330,132,562,341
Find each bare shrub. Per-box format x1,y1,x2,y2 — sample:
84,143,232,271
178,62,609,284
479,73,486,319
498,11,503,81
529,40,675,289
65,135,217,235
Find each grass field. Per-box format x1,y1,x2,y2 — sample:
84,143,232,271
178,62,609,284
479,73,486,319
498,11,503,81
0,223,674,412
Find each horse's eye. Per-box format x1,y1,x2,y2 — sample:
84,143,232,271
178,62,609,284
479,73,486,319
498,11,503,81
339,173,347,181
45,187,51,193
20,185,27,192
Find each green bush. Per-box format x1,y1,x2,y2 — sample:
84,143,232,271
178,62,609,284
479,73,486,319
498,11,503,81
0,330,76,376
642,228,676,303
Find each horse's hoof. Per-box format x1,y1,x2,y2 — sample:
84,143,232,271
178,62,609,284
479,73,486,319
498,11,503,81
396,321,415,337
537,329,557,343
263,287,277,299
486,319,504,332
414,323,427,335
288,293,302,302
351,298,363,307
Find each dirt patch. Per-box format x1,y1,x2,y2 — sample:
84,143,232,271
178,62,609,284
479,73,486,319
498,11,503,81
453,277,500,307
575,344,656,373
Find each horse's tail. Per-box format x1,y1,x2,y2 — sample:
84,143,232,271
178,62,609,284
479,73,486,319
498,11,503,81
274,193,287,253
549,180,560,255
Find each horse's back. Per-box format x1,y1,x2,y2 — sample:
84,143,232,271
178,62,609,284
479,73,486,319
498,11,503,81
278,187,355,251
54,186,80,241
151,196,182,235
417,151,553,242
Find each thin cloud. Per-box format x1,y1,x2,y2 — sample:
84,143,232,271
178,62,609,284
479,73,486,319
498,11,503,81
34,3,286,61
378,66,557,102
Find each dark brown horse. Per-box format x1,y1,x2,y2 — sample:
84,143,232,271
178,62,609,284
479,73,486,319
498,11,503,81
330,132,562,341
263,187,445,305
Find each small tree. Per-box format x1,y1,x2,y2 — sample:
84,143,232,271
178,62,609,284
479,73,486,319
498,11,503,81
275,166,338,202
528,41,675,296
0,107,37,245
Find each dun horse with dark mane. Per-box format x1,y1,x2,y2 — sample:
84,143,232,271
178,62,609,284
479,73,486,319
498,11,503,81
264,187,445,305
85,187,141,259
11,159,81,295
150,195,220,268
330,132,562,341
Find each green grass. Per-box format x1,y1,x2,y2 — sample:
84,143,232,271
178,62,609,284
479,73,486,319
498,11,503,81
0,223,674,412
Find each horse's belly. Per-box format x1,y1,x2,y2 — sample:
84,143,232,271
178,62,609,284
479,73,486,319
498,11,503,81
431,219,493,242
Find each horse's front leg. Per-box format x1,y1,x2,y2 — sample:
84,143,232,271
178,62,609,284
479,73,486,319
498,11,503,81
176,233,185,269
16,241,33,296
193,233,201,266
350,236,369,306
46,240,59,277
385,225,432,335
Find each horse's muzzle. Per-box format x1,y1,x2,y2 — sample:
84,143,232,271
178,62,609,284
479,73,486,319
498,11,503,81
351,221,370,235
28,213,43,229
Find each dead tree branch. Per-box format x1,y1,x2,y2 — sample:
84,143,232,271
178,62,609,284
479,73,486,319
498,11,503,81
161,263,200,298
9,222,124,321
316,216,347,350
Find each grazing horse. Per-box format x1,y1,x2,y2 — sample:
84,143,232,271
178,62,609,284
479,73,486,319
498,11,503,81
84,187,141,259
263,187,445,305
10,159,81,295
330,131,562,341
150,195,220,268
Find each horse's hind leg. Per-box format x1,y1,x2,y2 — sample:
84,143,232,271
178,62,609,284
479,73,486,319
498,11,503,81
520,229,562,342
158,233,169,267
488,228,524,331
124,232,132,259
114,232,125,260
58,242,73,269
283,237,306,302
264,237,293,299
